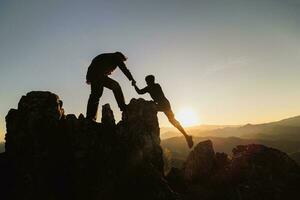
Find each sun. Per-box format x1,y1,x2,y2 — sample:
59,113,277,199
175,108,200,127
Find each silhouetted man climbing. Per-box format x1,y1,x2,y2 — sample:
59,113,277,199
86,52,135,120
133,75,194,148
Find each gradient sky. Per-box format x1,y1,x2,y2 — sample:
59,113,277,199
1,0,300,141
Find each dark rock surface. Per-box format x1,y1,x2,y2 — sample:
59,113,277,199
228,144,300,200
290,151,300,165
183,140,216,182
169,141,300,200
1,91,300,200
1,91,178,200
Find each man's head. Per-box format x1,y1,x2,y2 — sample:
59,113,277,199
114,51,127,61
145,75,155,86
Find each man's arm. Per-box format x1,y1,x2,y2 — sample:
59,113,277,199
118,61,134,81
134,84,149,95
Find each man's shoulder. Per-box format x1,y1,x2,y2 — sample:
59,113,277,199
154,83,162,88
148,84,162,91
93,53,114,61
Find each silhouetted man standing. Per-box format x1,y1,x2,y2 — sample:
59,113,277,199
86,52,135,121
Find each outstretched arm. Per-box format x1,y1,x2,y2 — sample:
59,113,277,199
118,61,134,81
134,84,149,95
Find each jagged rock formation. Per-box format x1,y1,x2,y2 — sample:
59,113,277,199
1,91,178,200
1,91,300,200
101,104,115,125
228,144,300,200
183,140,216,182
169,140,300,200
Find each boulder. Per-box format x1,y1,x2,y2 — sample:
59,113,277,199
183,140,215,182
171,142,300,200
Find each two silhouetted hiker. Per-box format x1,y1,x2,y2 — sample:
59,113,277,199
86,52,135,120
85,52,193,148
133,75,194,148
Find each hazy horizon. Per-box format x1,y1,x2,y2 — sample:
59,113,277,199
1,0,300,141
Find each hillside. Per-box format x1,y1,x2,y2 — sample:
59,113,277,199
160,125,239,139
270,115,300,127
162,115,300,141
161,136,300,168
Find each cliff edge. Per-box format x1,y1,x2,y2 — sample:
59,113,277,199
2,91,178,200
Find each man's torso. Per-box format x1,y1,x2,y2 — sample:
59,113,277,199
87,53,120,81
148,84,170,109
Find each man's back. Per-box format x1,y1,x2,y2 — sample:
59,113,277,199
91,53,117,67
147,84,169,105
86,53,120,81
86,52,133,83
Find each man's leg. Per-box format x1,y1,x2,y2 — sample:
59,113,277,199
86,81,104,121
164,110,194,148
103,76,126,111
165,110,188,137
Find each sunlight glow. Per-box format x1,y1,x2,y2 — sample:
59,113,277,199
175,108,200,127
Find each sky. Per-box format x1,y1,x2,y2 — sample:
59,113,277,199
1,0,300,141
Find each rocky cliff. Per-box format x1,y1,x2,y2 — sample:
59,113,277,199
1,91,300,200
1,91,178,200
169,141,300,200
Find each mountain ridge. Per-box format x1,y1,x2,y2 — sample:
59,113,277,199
161,115,300,141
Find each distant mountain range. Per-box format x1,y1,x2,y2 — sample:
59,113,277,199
161,115,300,167
160,125,239,139
161,136,300,168
161,115,300,141
203,115,300,141
268,115,300,127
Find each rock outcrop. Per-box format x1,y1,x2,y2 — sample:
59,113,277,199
169,140,300,200
228,144,300,200
1,91,178,200
183,140,216,182
1,91,300,200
